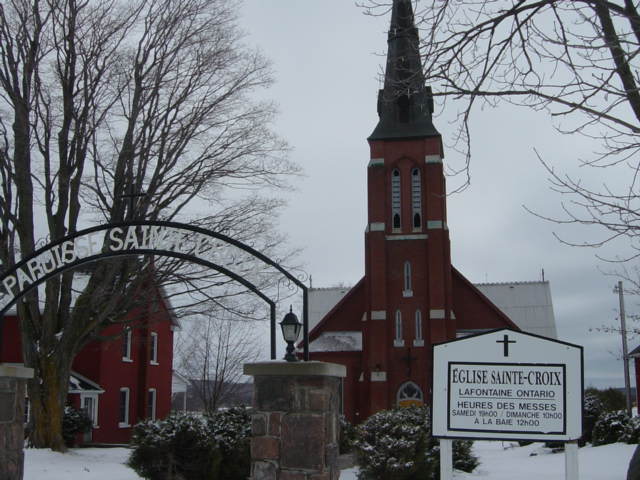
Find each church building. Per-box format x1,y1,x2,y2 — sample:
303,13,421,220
306,0,555,423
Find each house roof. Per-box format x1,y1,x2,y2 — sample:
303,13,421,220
68,370,105,394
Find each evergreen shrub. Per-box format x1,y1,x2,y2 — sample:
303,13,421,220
582,391,605,444
592,410,630,446
62,406,93,447
128,407,250,480
339,415,357,454
353,406,478,480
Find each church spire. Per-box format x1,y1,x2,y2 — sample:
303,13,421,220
369,0,439,140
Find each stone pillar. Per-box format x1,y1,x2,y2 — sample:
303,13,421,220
244,361,346,480
0,364,34,480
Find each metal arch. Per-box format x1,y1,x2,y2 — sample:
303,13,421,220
0,221,310,360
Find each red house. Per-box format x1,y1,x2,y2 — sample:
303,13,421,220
1,284,176,444
306,0,520,423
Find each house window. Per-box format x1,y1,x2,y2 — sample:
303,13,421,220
394,310,404,347
82,395,98,427
150,332,158,365
414,310,424,347
148,388,157,420
391,169,401,229
397,381,424,407
118,387,130,427
411,168,422,229
122,328,132,362
403,261,412,297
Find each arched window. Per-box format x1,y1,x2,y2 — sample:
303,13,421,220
397,381,424,407
403,261,412,297
414,310,423,346
391,169,401,229
411,168,422,229
394,310,404,346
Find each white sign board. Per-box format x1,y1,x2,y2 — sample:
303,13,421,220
432,329,583,441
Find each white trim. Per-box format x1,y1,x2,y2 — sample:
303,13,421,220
122,327,132,362
425,155,443,164
150,332,158,365
368,158,385,166
386,234,428,241
413,339,425,347
371,310,386,320
402,290,413,298
80,393,100,428
118,387,130,428
369,222,385,232
361,313,367,322
148,388,157,420
430,309,446,319
393,339,405,347
427,220,444,229
371,371,387,382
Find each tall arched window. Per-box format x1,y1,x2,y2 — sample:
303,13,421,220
411,168,422,229
391,169,401,229
394,310,404,346
403,261,412,297
414,310,424,346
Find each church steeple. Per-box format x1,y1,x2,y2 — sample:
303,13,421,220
369,0,439,140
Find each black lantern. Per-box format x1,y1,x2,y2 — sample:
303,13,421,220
280,306,302,362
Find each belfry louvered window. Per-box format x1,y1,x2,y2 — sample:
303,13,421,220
392,169,401,229
411,168,422,229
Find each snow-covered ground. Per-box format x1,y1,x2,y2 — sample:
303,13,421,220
25,447,138,480
340,441,638,480
24,441,638,480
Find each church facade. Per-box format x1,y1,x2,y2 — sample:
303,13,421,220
306,0,523,423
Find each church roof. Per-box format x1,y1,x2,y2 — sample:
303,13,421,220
368,0,440,141
307,278,558,352
475,281,557,339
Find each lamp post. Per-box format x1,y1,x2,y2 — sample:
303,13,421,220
280,306,302,362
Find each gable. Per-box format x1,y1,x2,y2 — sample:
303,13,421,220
307,278,365,348
451,267,520,332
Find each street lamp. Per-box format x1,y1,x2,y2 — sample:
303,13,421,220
280,306,302,362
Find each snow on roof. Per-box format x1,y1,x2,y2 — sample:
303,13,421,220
309,287,353,332
309,331,362,352
475,281,557,339
68,370,104,394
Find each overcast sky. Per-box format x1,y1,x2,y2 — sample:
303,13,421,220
240,0,637,390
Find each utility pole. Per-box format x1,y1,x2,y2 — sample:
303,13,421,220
614,281,633,417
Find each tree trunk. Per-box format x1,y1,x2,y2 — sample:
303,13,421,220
28,358,70,451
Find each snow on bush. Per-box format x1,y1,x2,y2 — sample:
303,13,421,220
62,406,93,447
353,406,478,480
582,391,605,444
592,410,631,446
128,407,250,480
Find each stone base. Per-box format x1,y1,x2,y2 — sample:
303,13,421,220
245,361,346,480
0,364,34,480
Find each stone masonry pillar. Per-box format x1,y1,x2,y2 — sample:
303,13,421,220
0,364,34,480
244,361,346,480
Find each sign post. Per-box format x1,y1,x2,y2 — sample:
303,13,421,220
432,329,583,480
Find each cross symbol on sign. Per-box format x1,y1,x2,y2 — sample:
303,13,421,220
496,334,516,357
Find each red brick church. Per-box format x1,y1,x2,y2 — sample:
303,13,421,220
306,0,524,423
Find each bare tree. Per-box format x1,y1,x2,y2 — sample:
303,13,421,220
175,310,260,415
359,0,640,249
0,0,298,450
